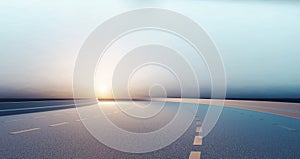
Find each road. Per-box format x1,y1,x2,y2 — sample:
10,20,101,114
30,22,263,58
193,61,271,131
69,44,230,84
0,99,300,158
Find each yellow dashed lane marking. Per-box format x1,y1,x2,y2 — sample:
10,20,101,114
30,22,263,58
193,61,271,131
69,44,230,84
10,128,40,135
189,151,201,159
193,136,202,146
196,127,202,133
49,122,69,127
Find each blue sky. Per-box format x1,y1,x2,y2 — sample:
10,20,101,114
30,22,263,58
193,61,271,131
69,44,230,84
0,0,299,98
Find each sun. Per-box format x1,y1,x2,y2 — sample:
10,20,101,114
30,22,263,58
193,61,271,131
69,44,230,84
97,85,111,99
100,85,107,94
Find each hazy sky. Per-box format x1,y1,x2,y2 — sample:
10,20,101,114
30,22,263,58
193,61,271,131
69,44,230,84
0,0,299,98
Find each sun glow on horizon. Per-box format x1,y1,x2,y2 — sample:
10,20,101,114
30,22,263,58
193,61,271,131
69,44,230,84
97,85,112,99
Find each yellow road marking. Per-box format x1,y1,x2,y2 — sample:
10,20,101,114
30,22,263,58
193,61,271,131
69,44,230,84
10,128,40,135
189,151,201,159
49,122,69,127
193,136,202,146
196,127,202,133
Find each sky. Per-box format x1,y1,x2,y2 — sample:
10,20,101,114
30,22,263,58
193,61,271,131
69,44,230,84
0,0,299,98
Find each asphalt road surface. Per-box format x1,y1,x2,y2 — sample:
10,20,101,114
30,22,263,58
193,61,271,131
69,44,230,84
1,99,300,159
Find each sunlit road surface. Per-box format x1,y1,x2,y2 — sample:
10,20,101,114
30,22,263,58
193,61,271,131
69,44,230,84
1,99,300,158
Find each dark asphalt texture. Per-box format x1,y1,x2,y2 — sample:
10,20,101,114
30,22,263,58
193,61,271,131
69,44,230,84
0,101,299,158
